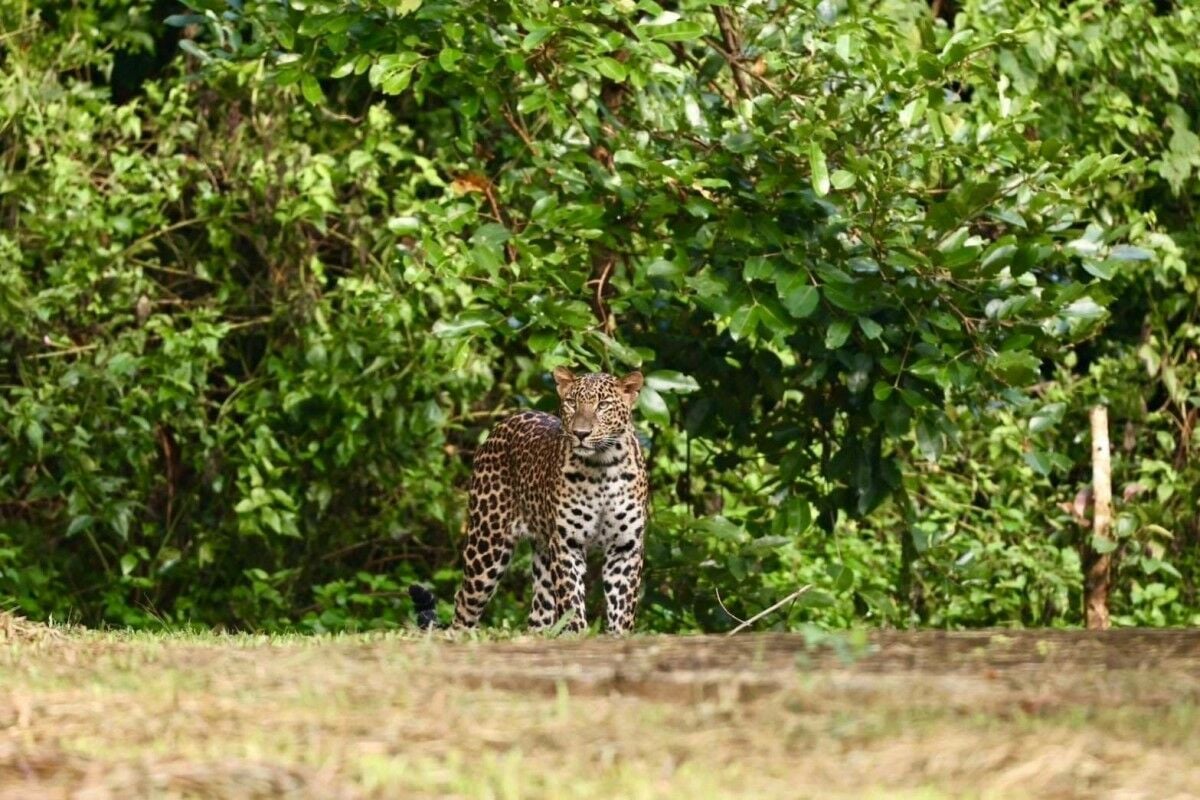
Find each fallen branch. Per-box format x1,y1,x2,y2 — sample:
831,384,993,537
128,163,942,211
726,585,812,636
714,586,747,627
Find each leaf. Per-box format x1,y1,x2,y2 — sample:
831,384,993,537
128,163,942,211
368,52,421,94
637,386,670,426
825,319,852,349
899,97,926,128
386,216,421,234
776,273,819,318
106,352,138,377
120,553,138,577
438,48,464,71
916,417,943,462
178,39,210,62
858,317,883,340
381,69,413,95
330,57,358,79
522,27,554,51
300,74,325,105
594,57,627,82
830,169,857,190
1108,244,1153,261
645,370,700,394
432,313,493,338
646,258,685,278
989,351,1041,385
1029,403,1065,434
808,141,830,196
164,14,206,27
728,305,758,341
25,420,43,450
67,515,94,536
1090,535,1118,555
646,22,706,42
744,256,774,280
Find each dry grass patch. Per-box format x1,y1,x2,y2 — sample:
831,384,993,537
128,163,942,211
1,630,1197,798
0,610,66,646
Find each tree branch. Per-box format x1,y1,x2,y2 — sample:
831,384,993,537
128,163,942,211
712,5,752,99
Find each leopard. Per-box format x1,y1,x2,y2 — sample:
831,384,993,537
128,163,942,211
451,367,649,634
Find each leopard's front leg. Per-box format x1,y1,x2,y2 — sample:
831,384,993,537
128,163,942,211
548,520,588,633
603,519,645,634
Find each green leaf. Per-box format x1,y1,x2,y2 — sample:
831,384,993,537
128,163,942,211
825,319,852,349
744,256,774,280
1029,403,1065,434
646,258,685,278
330,57,357,79
778,280,819,319
432,313,493,338
106,352,138,378
67,515,93,536
120,553,138,577
594,57,627,82
24,420,43,450
300,74,324,105
522,27,554,51
916,417,943,462
368,53,420,94
646,21,706,42
637,386,670,426
1108,245,1153,262
858,317,883,340
809,141,830,196
1090,535,1118,555
381,69,413,95
645,371,700,394
989,351,1041,385
728,305,758,341
438,48,464,71
386,216,421,234
178,39,210,63
1023,450,1067,476
830,169,857,190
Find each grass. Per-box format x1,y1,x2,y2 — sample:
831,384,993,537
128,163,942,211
2,612,1198,799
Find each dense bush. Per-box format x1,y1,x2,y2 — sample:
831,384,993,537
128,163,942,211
1,0,1196,630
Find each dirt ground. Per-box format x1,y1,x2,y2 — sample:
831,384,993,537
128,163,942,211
1,615,1197,799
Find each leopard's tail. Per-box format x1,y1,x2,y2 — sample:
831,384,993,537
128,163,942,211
408,584,441,630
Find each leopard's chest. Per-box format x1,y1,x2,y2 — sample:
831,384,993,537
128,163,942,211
554,451,644,548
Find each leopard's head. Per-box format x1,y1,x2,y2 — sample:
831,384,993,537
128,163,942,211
552,367,643,453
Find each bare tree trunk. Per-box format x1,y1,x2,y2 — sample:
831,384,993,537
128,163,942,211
1086,405,1113,629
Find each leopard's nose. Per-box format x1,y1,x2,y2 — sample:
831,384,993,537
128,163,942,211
572,428,591,443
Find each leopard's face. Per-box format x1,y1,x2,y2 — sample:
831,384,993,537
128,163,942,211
552,368,643,453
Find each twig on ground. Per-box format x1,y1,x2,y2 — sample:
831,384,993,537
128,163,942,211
714,587,748,626
726,585,811,636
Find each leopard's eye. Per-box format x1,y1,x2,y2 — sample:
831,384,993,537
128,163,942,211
596,401,613,411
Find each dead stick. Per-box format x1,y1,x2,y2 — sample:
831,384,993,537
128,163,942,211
714,587,748,626
1086,405,1113,630
726,585,811,636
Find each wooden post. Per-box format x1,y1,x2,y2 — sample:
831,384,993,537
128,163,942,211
1085,405,1113,630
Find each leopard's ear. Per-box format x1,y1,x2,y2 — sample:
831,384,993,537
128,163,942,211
552,366,577,398
617,371,644,406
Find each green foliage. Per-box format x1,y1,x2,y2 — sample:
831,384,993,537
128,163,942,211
1,0,1197,630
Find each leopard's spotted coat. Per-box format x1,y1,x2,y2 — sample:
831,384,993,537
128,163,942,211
453,368,648,633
